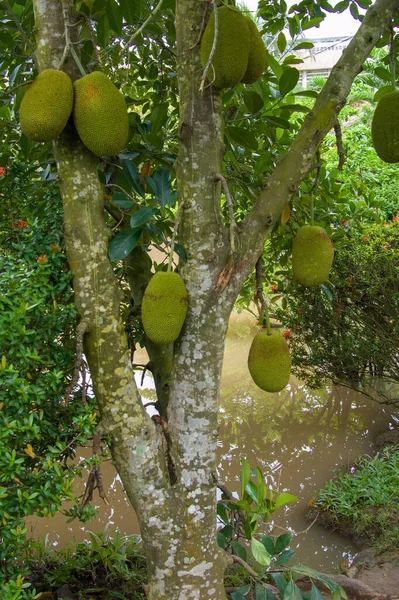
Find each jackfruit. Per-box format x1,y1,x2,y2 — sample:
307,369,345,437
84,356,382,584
248,329,291,393
292,225,334,287
73,72,128,156
371,90,399,163
241,17,266,84
19,70,73,142
141,271,188,345
200,6,250,89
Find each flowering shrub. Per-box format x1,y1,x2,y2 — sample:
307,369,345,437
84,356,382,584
0,220,97,595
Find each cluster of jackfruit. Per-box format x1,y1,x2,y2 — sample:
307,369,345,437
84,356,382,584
371,90,399,163
248,329,291,393
292,225,334,287
19,69,128,156
200,6,266,89
141,271,188,345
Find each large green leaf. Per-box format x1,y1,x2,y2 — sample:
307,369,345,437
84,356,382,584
243,91,264,114
275,533,293,554
251,536,271,566
231,541,247,561
152,168,176,208
227,127,258,152
279,68,300,97
274,492,298,509
240,458,251,498
283,580,303,600
275,549,296,566
149,104,169,135
130,207,158,229
108,229,142,261
106,0,123,34
111,192,134,210
311,584,326,600
121,159,145,198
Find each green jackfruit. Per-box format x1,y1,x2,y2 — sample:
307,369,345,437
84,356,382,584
142,271,188,345
73,72,128,156
371,90,399,163
292,225,334,287
200,6,250,89
19,70,73,142
241,17,266,84
248,329,291,393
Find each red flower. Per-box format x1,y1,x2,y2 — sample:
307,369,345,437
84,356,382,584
363,237,369,243
0,167,6,177
282,329,291,340
50,243,61,253
270,284,279,293
393,216,399,222
347,278,353,284
12,220,29,229
341,218,349,225
384,244,390,250
36,255,48,264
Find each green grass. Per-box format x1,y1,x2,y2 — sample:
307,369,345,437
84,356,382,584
314,445,399,553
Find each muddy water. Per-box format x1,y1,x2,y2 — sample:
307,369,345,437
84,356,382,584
27,311,399,573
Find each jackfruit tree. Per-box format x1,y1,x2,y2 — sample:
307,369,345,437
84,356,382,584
1,0,399,598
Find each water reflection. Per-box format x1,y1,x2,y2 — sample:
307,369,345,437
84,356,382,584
27,311,399,572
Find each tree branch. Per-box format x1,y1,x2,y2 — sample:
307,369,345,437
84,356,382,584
237,0,399,268
120,0,165,55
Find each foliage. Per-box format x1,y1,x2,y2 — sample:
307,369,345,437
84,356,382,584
0,218,98,595
312,446,399,553
273,220,399,403
24,528,147,599
218,460,346,600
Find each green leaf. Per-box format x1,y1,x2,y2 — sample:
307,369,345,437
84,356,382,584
277,32,287,53
217,531,227,549
111,192,133,210
375,67,392,82
232,586,251,600
333,0,350,12
243,90,264,114
231,541,247,561
274,492,298,509
240,458,251,499
255,583,279,600
271,573,288,596
251,536,271,566
279,68,300,97
106,0,123,34
264,115,291,129
275,549,296,566
96,14,111,47
174,243,187,263
293,41,314,50
275,533,293,554
245,480,259,504
267,52,284,78
283,580,303,600
281,104,310,113
149,103,169,135
295,90,318,98
216,502,229,524
256,467,266,504
227,127,258,152
311,584,326,600
130,207,158,229
119,0,136,24
261,535,275,556
121,159,145,198
152,168,176,208
108,229,142,261
302,16,324,29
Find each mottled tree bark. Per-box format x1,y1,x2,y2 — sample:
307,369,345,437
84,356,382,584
31,0,399,598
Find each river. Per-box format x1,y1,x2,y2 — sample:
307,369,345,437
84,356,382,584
26,310,399,573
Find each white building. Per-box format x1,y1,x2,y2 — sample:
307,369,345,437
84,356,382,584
295,36,352,87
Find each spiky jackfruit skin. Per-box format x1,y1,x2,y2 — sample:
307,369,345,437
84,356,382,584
248,329,291,393
371,90,399,163
200,6,250,89
73,72,128,156
292,225,334,287
19,70,73,142
142,272,188,345
241,17,266,84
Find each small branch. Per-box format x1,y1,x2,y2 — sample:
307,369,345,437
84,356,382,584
199,0,218,92
4,0,38,68
230,556,281,596
190,0,212,50
333,121,346,171
309,150,321,193
255,256,271,334
58,0,71,69
120,0,165,55
80,12,103,66
214,174,237,255
63,320,88,403
106,183,137,203
81,430,109,507
167,200,184,272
